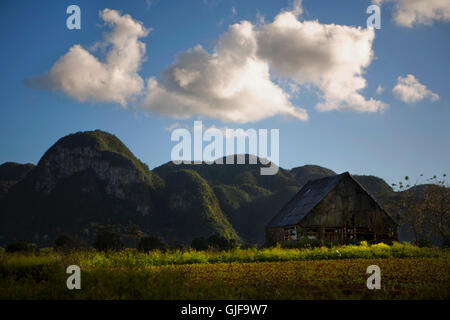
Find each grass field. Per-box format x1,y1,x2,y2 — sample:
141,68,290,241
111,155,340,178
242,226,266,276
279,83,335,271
1,243,449,299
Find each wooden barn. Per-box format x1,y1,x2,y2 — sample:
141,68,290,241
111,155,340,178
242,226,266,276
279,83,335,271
266,172,398,244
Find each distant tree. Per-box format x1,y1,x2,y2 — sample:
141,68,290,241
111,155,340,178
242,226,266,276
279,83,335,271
138,236,167,252
94,228,124,251
127,224,143,248
54,234,81,251
423,175,450,244
386,174,449,245
386,176,427,244
207,234,237,251
5,240,37,254
191,234,238,251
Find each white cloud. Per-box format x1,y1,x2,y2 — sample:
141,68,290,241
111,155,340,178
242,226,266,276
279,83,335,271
29,3,386,123
142,21,308,123
143,4,385,122
255,12,265,25
375,0,450,27
392,74,439,103
256,11,386,113
292,0,303,17
26,9,149,106
376,85,384,95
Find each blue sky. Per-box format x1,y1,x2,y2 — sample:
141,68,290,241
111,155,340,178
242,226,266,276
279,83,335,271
0,0,449,186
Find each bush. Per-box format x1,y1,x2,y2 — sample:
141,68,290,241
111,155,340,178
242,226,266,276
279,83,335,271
94,229,124,251
170,243,185,251
207,234,237,251
138,236,168,252
280,237,333,249
192,235,238,251
54,234,82,251
416,238,433,248
5,240,37,254
239,242,257,250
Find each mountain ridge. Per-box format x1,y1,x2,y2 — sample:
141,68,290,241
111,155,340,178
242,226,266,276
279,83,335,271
0,129,412,246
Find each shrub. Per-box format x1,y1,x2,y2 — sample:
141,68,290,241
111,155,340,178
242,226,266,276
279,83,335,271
281,237,333,249
94,228,124,251
207,234,238,251
239,242,257,250
138,236,168,252
191,235,238,251
54,234,82,251
170,243,185,251
416,238,433,248
5,240,37,254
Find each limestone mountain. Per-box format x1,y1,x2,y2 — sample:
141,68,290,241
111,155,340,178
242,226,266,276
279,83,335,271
154,154,299,192
160,170,239,244
155,159,394,243
290,165,336,186
352,175,395,198
0,130,164,245
0,130,238,246
0,162,35,181
0,162,35,199
0,130,399,246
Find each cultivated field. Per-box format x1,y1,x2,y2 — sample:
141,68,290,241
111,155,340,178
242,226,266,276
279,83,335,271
1,243,449,299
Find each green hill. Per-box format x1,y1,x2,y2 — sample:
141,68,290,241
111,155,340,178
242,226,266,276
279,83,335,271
226,186,300,243
291,165,336,186
0,162,35,181
154,154,298,192
161,170,239,243
353,175,394,197
0,162,35,199
0,130,165,245
37,130,164,190
154,158,395,244
0,130,425,246
0,130,242,246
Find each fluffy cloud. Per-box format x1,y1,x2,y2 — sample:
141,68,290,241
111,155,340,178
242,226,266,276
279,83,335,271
375,0,450,27
376,85,384,95
26,9,149,106
143,5,385,121
392,74,439,103
30,3,385,123
256,11,386,113
142,21,308,123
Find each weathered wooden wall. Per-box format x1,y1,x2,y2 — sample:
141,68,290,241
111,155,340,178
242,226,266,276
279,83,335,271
266,175,397,244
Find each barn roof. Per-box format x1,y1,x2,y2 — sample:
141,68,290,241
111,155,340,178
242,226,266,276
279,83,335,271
267,172,350,228
267,172,397,228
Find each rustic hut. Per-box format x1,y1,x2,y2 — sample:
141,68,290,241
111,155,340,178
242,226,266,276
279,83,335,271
266,172,398,244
